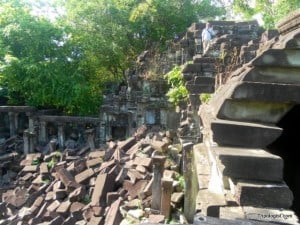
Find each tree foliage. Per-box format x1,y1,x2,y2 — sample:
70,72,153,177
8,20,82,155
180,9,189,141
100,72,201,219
233,0,300,29
0,0,225,115
0,1,103,115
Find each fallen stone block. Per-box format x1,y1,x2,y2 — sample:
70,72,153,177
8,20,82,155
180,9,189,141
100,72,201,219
118,137,137,152
56,200,71,217
75,168,95,184
86,158,102,168
30,196,44,214
123,180,148,199
88,150,105,159
70,202,85,220
104,199,122,225
56,168,80,190
21,165,38,174
69,186,86,202
133,157,152,168
150,140,169,152
91,172,115,207
47,200,61,212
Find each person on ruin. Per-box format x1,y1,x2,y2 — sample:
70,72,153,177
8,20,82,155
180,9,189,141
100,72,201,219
202,22,215,55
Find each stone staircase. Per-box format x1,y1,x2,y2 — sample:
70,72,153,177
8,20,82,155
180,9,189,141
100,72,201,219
194,11,300,225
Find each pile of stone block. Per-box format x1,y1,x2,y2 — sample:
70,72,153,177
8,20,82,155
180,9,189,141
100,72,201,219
0,128,187,225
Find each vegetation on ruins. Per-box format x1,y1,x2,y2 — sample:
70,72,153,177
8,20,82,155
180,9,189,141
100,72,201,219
164,65,189,107
0,0,298,115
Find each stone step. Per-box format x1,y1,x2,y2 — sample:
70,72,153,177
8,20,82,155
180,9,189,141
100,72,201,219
243,66,300,84
243,206,299,225
232,180,293,209
182,63,202,73
186,83,215,94
232,81,300,104
217,99,293,124
195,189,226,217
212,146,283,182
194,76,215,85
193,55,216,63
252,49,300,67
211,119,282,148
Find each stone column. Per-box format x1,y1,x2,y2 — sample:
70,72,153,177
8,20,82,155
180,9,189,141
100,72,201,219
95,122,101,146
57,123,65,149
85,128,95,151
8,112,16,137
39,121,48,144
26,112,35,132
151,153,166,211
182,141,196,222
29,131,36,153
14,112,19,135
23,130,30,154
49,139,57,152
161,178,173,219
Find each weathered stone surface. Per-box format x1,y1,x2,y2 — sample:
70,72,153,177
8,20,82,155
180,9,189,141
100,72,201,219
91,173,115,207
104,199,122,225
150,140,169,152
252,49,300,67
75,168,95,184
195,189,226,217
219,206,245,221
186,83,215,94
218,99,293,124
56,168,80,190
118,137,137,152
123,180,148,199
56,200,71,216
182,63,202,74
86,158,102,168
133,157,152,168
214,147,283,182
234,180,293,208
232,81,300,104
211,119,282,148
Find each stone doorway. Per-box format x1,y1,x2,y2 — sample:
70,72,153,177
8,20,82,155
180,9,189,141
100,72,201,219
267,105,300,217
111,126,127,140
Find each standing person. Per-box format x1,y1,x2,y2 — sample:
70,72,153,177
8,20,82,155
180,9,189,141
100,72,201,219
202,22,215,55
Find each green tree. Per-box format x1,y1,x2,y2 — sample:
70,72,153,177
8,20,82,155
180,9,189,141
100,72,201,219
0,0,225,115
0,0,103,115
59,0,225,74
233,0,300,29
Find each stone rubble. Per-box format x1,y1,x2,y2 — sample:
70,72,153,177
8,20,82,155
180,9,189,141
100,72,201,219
0,127,187,225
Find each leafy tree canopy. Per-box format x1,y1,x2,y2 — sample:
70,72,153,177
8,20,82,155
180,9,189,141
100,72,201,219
0,0,103,115
0,0,225,115
233,0,300,29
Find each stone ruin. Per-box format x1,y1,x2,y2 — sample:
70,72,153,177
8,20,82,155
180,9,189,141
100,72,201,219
1,11,300,225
